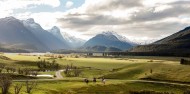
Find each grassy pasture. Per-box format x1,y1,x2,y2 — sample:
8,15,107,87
1,54,190,93
4,54,48,61
9,80,190,94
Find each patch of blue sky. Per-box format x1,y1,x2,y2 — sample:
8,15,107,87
13,0,85,14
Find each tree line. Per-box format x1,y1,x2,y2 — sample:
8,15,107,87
0,59,60,77
37,59,60,71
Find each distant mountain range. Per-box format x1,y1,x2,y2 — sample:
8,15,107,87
2,16,190,54
83,31,136,51
0,17,138,52
130,26,190,54
0,17,86,52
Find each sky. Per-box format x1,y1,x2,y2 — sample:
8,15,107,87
0,0,190,43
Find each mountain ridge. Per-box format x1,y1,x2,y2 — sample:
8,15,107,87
0,16,138,52
22,18,70,51
83,31,135,50
48,27,86,48
0,17,48,52
0,17,71,52
130,26,190,53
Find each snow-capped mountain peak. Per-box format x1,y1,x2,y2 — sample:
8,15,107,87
48,26,65,41
83,31,135,50
101,31,137,45
25,18,35,24
61,32,86,47
101,31,116,36
1,16,17,21
48,26,86,48
49,26,61,35
61,32,73,43
23,18,42,29
101,31,131,43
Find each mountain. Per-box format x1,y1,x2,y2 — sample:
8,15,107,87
83,31,135,50
48,26,65,42
0,17,71,52
48,27,85,48
103,31,137,46
0,17,47,52
61,32,86,48
130,26,190,53
22,18,70,51
0,47,29,53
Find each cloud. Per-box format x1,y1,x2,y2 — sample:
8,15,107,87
65,1,74,8
83,0,143,13
0,0,60,9
56,0,190,42
12,12,64,31
0,0,61,18
57,14,128,32
130,4,190,22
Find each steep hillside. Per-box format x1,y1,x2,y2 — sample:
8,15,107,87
130,26,190,53
0,17,71,52
23,18,70,51
0,17,47,52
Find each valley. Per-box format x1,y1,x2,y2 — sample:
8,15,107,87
0,0,189,93
0,53,190,94
0,16,190,94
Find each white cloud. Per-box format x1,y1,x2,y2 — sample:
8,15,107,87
142,0,179,7
56,0,190,42
0,0,61,18
13,11,64,31
65,1,74,8
0,0,60,9
154,5,173,13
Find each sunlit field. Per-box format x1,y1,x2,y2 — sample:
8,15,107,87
1,53,190,94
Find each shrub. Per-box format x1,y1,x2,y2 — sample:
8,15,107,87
180,59,190,65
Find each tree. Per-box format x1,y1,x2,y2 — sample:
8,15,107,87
64,65,70,75
37,60,60,71
0,68,3,73
0,74,12,94
180,58,185,64
150,69,153,74
25,80,37,94
64,65,81,77
14,84,23,94
18,68,23,75
74,67,81,77
0,64,5,69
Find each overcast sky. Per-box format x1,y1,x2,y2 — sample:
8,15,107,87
0,0,190,43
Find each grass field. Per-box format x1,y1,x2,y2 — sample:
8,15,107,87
1,54,190,94
10,80,190,94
